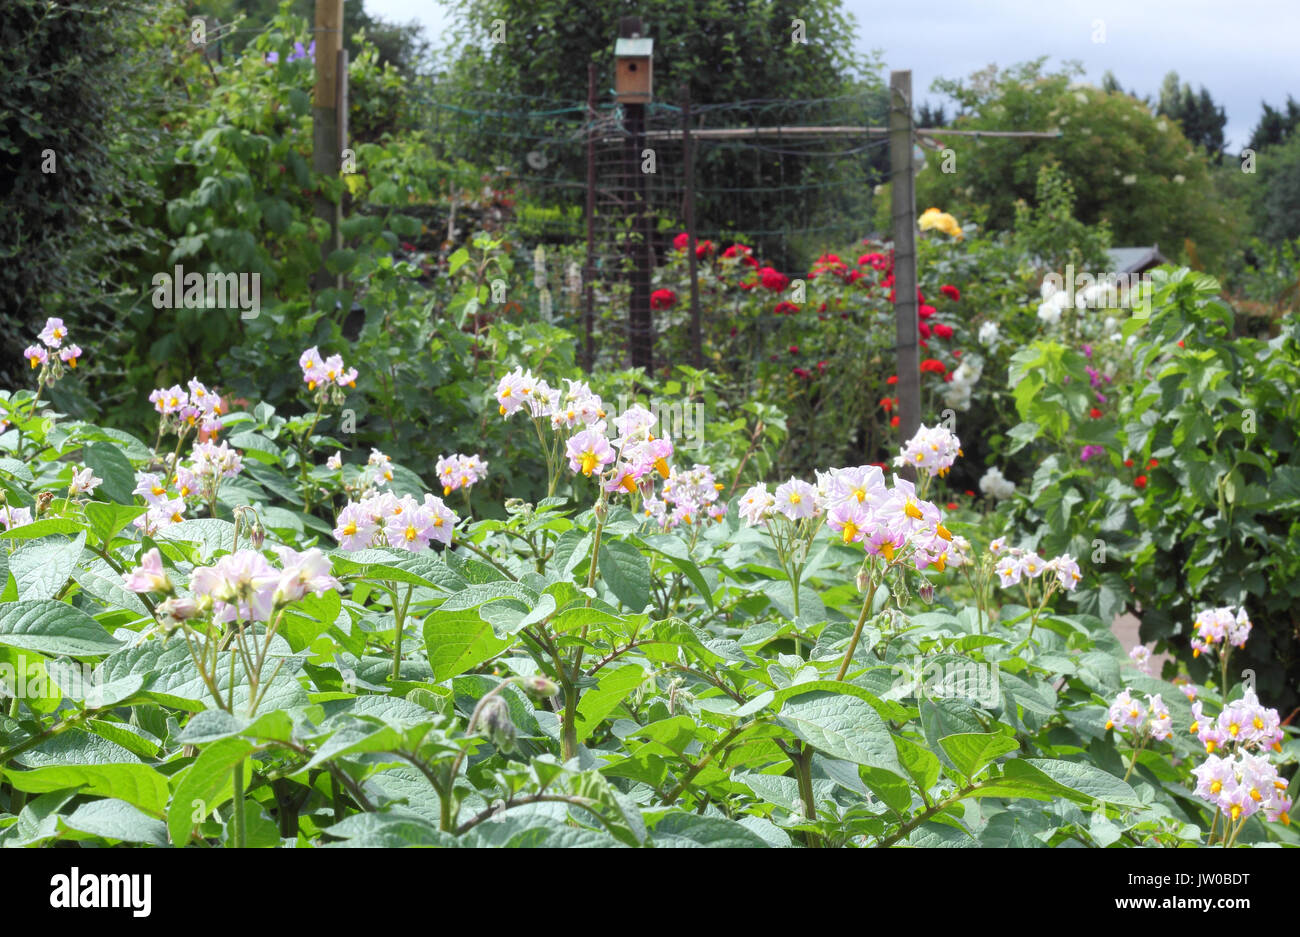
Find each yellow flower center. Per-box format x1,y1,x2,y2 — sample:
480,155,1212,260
405,524,418,542
343,521,358,536
581,452,599,476
904,500,922,520
881,542,895,561
1210,780,1222,794
620,475,637,493
841,521,858,544
936,524,952,541
654,457,670,479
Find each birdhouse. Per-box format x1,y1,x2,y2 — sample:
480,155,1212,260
614,37,653,104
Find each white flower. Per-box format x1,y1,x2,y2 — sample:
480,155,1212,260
1122,174,1137,185
978,466,1016,501
1037,302,1062,326
978,321,1000,346
1173,174,1185,184
69,467,103,496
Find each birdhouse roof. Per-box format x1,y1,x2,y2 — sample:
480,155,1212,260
615,38,654,58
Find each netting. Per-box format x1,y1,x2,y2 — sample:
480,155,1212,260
408,81,895,368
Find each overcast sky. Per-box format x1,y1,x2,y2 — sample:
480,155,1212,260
365,0,1297,150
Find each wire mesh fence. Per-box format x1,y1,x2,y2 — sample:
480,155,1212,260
408,80,894,370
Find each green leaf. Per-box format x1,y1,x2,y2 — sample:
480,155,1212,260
83,502,146,547
650,812,770,847
157,519,237,561
1020,758,1144,807
0,518,84,540
321,812,458,847
83,442,137,504
5,763,169,816
575,664,644,743
938,732,1021,780
60,798,169,846
776,691,903,775
423,609,510,682
0,600,122,656
597,539,651,611
10,533,86,600
168,737,256,846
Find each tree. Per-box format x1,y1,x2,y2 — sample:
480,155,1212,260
1156,71,1227,164
0,0,164,385
1248,95,1300,152
433,0,880,269
918,60,1241,270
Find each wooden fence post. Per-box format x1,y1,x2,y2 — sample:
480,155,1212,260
312,0,344,293
889,70,920,474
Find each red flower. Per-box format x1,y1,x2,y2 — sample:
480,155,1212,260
759,266,790,292
933,323,954,339
920,339,929,349
1148,458,1159,468
858,252,890,271
696,240,716,259
1089,407,1102,419
879,396,894,412
729,326,737,337
918,304,937,319
964,489,975,497
1134,475,1147,489
774,301,799,315
953,350,963,357
1177,340,1185,348
792,366,812,379
673,232,689,251
946,502,958,511
887,375,898,385
722,244,758,267
650,288,677,310
817,360,828,373
1124,459,1134,468
845,269,865,285
788,344,799,354
940,284,961,302
920,358,947,375
918,322,932,338
890,415,900,427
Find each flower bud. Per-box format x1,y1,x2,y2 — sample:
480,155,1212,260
479,695,516,753
855,568,870,593
35,491,54,516
520,675,559,698
248,519,265,550
918,582,935,604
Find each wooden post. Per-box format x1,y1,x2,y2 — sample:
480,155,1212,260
683,83,701,369
584,63,596,373
312,0,344,293
889,70,920,472
619,16,653,375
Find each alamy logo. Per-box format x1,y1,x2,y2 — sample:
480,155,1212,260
49,868,151,917
610,394,705,451
151,264,261,319
1041,264,1153,320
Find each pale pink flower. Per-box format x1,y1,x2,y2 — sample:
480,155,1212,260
122,548,172,594
38,317,67,348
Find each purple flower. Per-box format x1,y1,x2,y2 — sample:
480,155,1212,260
1082,343,1093,359
1095,391,1107,404
1080,445,1105,462
1085,366,1101,388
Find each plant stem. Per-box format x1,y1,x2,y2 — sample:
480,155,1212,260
389,582,412,681
836,579,877,681
231,759,247,848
